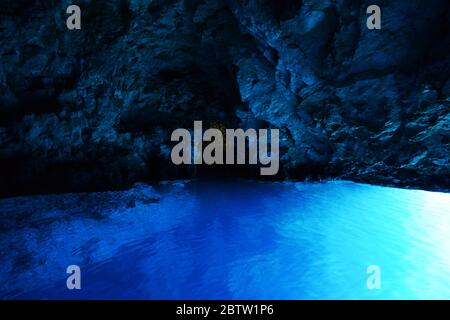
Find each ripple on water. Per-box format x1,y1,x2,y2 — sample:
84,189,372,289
0,180,449,299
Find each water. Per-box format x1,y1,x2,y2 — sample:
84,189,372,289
0,180,449,299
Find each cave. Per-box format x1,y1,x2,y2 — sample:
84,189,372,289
0,0,449,302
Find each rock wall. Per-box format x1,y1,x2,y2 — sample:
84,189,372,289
0,0,449,196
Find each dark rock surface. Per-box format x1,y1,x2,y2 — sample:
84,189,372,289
0,0,449,196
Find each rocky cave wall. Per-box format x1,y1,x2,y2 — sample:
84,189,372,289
0,0,449,196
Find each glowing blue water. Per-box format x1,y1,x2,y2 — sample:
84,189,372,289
1,180,449,299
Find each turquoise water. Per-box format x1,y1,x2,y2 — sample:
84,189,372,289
0,180,449,299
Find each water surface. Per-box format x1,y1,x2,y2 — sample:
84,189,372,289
0,180,449,299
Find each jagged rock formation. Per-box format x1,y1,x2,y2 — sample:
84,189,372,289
0,0,449,196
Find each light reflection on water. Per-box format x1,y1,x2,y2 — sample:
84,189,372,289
0,180,449,299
